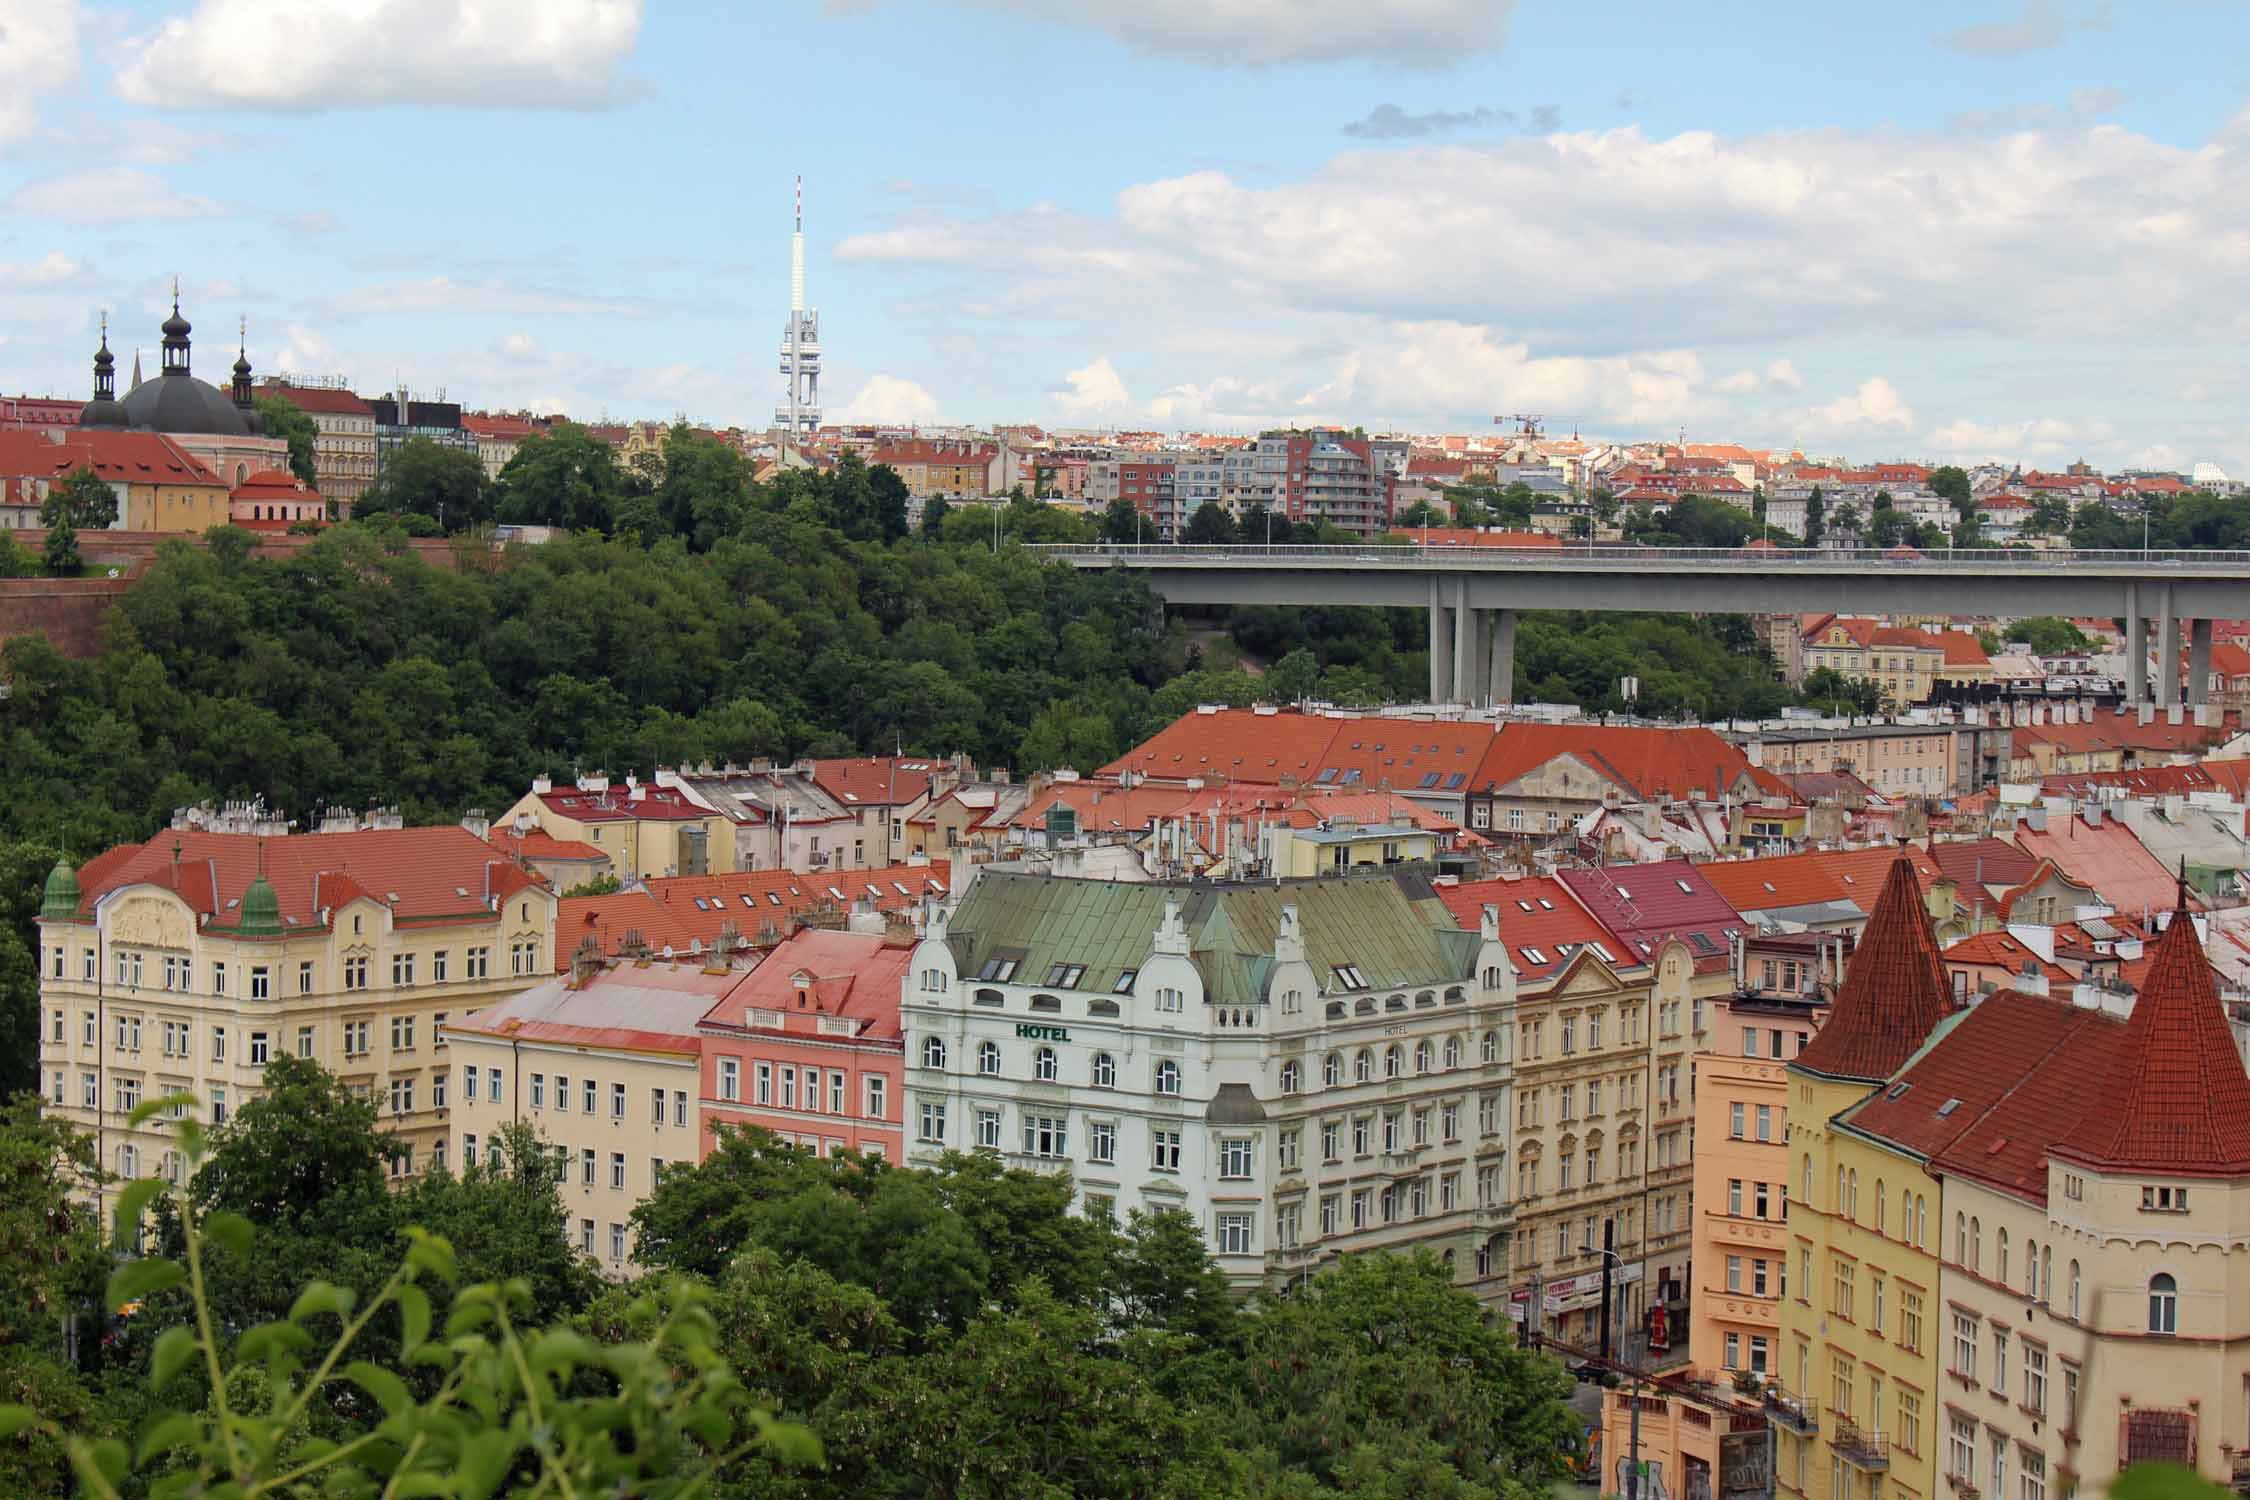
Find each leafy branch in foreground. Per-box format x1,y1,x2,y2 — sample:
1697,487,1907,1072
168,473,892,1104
0,1092,819,1498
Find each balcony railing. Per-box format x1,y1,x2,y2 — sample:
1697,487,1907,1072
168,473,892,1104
1834,1422,1889,1470
1764,1385,1819,1436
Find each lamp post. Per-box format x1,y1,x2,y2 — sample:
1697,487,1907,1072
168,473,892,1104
1586,1234,1645,1500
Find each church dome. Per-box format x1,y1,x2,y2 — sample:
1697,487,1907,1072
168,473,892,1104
119,372,255,437
40,858,81,922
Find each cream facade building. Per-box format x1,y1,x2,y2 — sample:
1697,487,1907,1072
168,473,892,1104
38,811,555,1207
443,958,737,1273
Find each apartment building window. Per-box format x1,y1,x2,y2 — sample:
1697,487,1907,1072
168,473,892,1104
975,1109,1001,1149
2025,1345,2046,1415
392,954,415,987
1220,1138,1254,1179
1216,1213,1253,1256
1034,1046,1058,1082
81,1010,93,1047
210,1087,226,1124
1992,1329,2009,1396
1953,1312,1979,1382
1897,1389,1922,1457
1151,1129,1181,1171
2149,1274,2178,1334
431,1070,447,1109
1321,1121,1340,1162
344,957,369,990
1832,1258,1855,1320
1871,1273,1886,1330
389,1077,414,1114
1155,1060,1181,1096
117,1143,140,1178
1950,1419,1976,1482
610,1082,624,1119
1089,1120,1116,1164
1022,1115,1067,1158
434,1013,448,1049
609,1224,627,1262
211,961,226,996
343,1020,370,1056
1729,1178,1743,1215
607,1152,625,1190
1756,1105,1773,1141
1901,1288,1923,1352
755,1063,772,1105
579,1218,594,1254
976,1041,1001,1077
1154,986,1184,1013
391,1016,415,1051
490,1070,503,1104
719,1059,739,1101
1727,1255,1743,1293
1479,1094,1499,1135
1991,1432,2008,1500
116,1014,141,1052
433,951,448,983
249,1032,270,1066
827,1072,843,1114
864,1075,886,1119
1830,1353,1854,1421
467,947,489,980
115,1076,141,1115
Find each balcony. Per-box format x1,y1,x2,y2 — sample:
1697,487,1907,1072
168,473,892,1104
1764,1385,1819,1436
1833,1422,1889,1470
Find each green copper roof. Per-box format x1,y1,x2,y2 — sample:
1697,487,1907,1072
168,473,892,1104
945,868,1479,1006
39,858,81,922
232,873,285,938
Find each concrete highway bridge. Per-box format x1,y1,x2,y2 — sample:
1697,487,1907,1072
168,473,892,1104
1031,543,2250,709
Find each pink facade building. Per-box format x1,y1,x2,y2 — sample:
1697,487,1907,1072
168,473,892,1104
698,926,910,1164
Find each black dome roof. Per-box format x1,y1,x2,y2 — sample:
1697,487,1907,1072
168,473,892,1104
120,373,255,437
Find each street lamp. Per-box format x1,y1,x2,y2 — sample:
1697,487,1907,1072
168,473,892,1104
1584,1235,1647,1500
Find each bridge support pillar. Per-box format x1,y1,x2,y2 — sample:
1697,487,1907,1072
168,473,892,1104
2157,585,2180,710
1452,577,1473,703
1465,607,1494,706
1428,578,1455,704
1492,608,1516,705
2190,617,2213,710
2126,587,2147,707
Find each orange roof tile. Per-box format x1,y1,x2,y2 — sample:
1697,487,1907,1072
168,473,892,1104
646,861,950,951
1435,875,1640,984
554,891,704,967
1791,857,1956,1083
701,926,911,1042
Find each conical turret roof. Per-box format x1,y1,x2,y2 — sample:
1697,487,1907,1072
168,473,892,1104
1790,853,1954,1083
40,858,81,922
2054,904,2250,1176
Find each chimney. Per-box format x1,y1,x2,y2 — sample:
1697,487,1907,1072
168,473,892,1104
459,808,492,840
532,774,552,795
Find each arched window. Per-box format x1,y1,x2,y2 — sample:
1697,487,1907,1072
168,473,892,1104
1875,1179,1886,1234
2025,1239,2039,1298
1804,1154,1814,1202
1444,1035,1463,1068
2149,1273,2178,1335
1847,1168,1858,1220
1155,1060,1181,1096
2041,1246,2052,1305
1384,1044,1403,1079
1837,1165,1847,1210
1955,1212,1968,1264
922,1036,947,1069
1414,1040,1433,1074
1034,1045,1058,1082
2069,1261,2081,1318
978,1040,1002,1076
1481,1030,1499,1064
1323,1052,1342,1087
1996,1228,2010,1283
1355,1049,1373,1083
1968,1217,1981,1272
1279,1060,1301,1094
1915,1195,1927,1247
1092,1052,1116,1088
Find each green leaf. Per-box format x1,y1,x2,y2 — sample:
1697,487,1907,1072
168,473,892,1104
91,1437,128,1485
289,1280,355,1323
151,1324,198,1389
397,1282,430,1354
388,1475,453,1498
444,1300,494,1339
202,1209,253,1261
128,1091,196,1130
174,1118,204,1164
113,1176,168,1241
237,1320,313,1362
136,1412,200,1464
527,1328,594,1378
0,1405,37,1438
107,1256,184,1312
457,1428,518,1500
344,1360,412,1419
404,1228,458,1285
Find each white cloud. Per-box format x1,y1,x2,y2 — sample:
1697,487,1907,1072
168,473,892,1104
1804,377,1915,432
1716,370,1761,395
117,0,644,111
0,252,85,287
1763,358,1803,391
1928,414,2085,462
1935,0,2067,57
826,0,1512,68
344,276,643,318
837,374,940,424
1051,356,1133,418
270,324,338,378
0,0,78,145
4,167,221,224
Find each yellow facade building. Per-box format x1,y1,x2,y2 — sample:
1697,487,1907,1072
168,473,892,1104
1777,858,1959,1500
498,775,742,883
37,813,557,1209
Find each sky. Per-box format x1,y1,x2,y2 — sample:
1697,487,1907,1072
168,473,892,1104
2,0,2247,473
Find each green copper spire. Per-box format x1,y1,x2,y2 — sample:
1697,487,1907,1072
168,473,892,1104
39,858,81,922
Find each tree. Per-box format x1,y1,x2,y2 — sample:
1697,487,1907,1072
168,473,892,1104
1108,1208,1237,1341
491,422,624,532
1802,666,1881,714
1264,647,1321,703
1394,500,1447,530
253,394,320,487
39,513,78,577
1099,496,1144,542
1928,464,1973,517
354,437,489,531
919,493,952,539
1182,502,1239,544
191,1055,394,1225
1804,485,1826,545
42,467,117,532
2007,616,2092,655
1238,503,1292,544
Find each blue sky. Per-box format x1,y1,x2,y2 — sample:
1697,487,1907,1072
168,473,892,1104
2,0,2247,472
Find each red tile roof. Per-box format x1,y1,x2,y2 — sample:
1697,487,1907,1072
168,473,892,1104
1436,875,1640,984
1476,723,1775,802
2015,815,2185,919
231,468,321,502
0,428,222,487
1553,860,1746,972
1849,989,2116,1197
809,756,945,807
59,826,542,936
700,926,911,1042
261,384,374,417
489,829,608,865
1314,721,1500,794
1695,852,1852,913
1805,846,1944,909
1791,856,1955,1082
1100,709,1366,785
1925,837,2037,893
646,861,950,951
537,785,710,823
2053,910,2250,1176
451,961,735,1056
553,891,706,968
1403,528,1560,548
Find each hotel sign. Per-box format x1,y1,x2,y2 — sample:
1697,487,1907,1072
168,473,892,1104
1015,1023,1069,1041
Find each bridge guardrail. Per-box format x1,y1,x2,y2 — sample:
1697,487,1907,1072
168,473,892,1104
1025,542,2250,570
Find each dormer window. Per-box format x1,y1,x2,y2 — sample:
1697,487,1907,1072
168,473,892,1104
1045,963,1086,989
977,955,1021,982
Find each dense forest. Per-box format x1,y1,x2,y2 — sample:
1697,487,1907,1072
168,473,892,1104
0,1062,1580,1497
